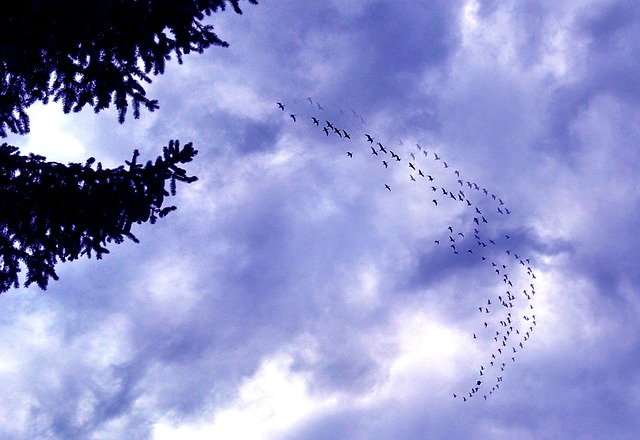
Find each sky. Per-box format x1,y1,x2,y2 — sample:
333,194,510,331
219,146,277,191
2,0,640,438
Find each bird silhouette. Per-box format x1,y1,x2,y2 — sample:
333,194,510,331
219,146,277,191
277,102,285,110
290,114,296,122
311,117,319,125
366,134,374,143
385,184,391,191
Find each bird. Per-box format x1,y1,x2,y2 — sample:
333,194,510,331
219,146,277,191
371,146,379,155
418,170,425,177
277,102,285,110
290,114,296,122
385,184,392,191
317,102,324,110
323,127,329,136
347,152,353,158
434,153,441,160
378,143,387,153
433,199,438,206
311,117,319,125
410,175,416,181
366,134,374,143
343,130,351,139
409,162,416,170
307,97,313,105
382,160,388,168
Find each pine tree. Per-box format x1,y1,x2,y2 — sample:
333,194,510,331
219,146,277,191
0,0,258,134
0,141,198,293
0,0,258,292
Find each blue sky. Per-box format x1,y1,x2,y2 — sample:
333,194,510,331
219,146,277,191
3,0,640,438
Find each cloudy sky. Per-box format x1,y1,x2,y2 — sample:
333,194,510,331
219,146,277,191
3,0,640,438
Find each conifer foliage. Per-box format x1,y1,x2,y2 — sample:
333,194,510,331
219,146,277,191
0,1,258,292
0,0,258,135
0,140,198,292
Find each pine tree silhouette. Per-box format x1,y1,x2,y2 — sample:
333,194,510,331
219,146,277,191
0,0,258,292
0,140,197,292
0,0,258,135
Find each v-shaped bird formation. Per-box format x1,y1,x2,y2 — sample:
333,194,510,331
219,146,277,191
277,98,539,402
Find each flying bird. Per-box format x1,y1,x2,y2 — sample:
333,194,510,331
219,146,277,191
277,102,285,110
366,134,374,143
290,114,296,122
371,146,379,155
385,184,392,191
311,117,319,125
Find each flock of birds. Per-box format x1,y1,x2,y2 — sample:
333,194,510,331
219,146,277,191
277,98,539,402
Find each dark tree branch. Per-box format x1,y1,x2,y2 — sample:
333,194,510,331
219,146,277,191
0,0,259,136
0,140,198,292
